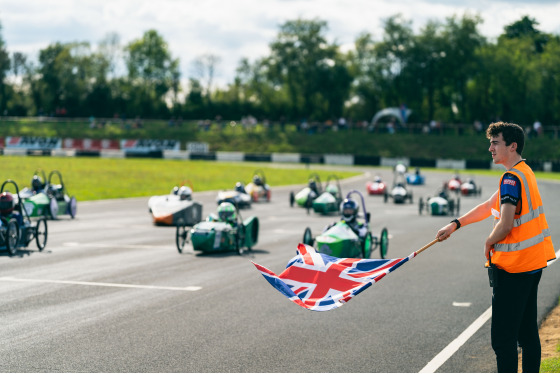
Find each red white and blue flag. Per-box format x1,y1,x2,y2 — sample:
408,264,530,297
252,243,417,312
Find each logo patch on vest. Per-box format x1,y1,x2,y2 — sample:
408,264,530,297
503,179,517,186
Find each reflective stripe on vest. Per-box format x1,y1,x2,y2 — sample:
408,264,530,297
494,228,551,252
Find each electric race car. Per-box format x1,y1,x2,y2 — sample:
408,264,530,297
460,177,482,197
0,180,48,256
384,170,413,204
244,169,271,202
178,202,259,255
406,168,425,185
418,187,460,216
312,175,343,215
365,175,387,195
216,181,252,209
446,173,462,194
290,173,322,212
148,183,203,226
302,190,389,259
19,170,77,220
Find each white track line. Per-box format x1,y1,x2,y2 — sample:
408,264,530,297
420,248,560,373
419,306,492,373
0,276,201,291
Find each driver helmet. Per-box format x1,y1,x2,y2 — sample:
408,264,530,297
308,179,317,191
217,202,236,223
340,198,359,222
235,182,245,193
31,175,44,191
374,176,382,183
178,186,192,201
0,192,14,215
325,184,338,195
252,175,262,186
171,186,179,195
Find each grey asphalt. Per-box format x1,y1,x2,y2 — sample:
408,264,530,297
0,167,559,373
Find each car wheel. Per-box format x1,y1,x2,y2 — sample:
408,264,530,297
379,228,389,259
35,218,48,251
236,226,246,255
418,197,424,215
302,227,314,246
68,196,77,219
176,225,189,254
48,197,59,220
6,218,20,256
289,192,295,207
362,232,373,258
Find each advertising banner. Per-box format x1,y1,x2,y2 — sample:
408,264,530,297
120,139,180,152
5,136,62,149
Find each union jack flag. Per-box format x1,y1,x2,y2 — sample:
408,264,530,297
252,243,417,311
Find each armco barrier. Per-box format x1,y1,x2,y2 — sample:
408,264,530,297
244,153,272,162
436,159,466,170
324,154,354,165
380,157,411,168
271,153,301,163
163,150,190,159
216,151,244,162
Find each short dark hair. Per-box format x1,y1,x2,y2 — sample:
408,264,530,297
486,121,525,155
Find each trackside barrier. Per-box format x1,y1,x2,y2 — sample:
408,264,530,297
100,150,125,158
324,154,354,166
163,150,190,160
381,157,411,168
244,153,272,162
436,159,466,170
51,149,77,157
216,152,244,162
3,148,28,156
271,153,301,163
1,142,559,172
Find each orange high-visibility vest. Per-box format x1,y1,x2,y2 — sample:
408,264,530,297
491,161,556,273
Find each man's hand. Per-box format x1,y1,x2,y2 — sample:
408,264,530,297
485,241,494,260
436,223,456,242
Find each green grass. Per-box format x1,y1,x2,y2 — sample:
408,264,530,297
541,346,560,372
0,156,360,201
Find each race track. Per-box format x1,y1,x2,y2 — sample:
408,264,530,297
1,167,559,373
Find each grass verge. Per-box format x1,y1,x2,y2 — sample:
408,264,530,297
0,156,360,201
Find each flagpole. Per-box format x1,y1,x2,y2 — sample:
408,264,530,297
415,238,439,255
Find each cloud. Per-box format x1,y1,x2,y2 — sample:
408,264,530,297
1,0,559,88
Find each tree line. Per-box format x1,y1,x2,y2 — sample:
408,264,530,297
0,13,559,127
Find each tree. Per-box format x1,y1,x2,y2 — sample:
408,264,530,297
191,53,221,101
266,18,352,120
124,29,180,117
0,22,11,114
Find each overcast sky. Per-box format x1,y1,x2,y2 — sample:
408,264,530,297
1,0,559,88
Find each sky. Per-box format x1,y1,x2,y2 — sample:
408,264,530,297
1,0,560,89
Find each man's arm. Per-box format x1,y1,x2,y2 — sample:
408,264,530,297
436,190,498,241
484,202,515,259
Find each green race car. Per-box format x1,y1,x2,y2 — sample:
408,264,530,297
290,173,322,213
177,202,259,255
303,190,389,259
20,170,77,220
312,175,343,215
0,180,48,256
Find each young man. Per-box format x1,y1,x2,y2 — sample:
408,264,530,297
436,121,556,373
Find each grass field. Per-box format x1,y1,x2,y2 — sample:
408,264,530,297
0,155,558,202
0,156,361,201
